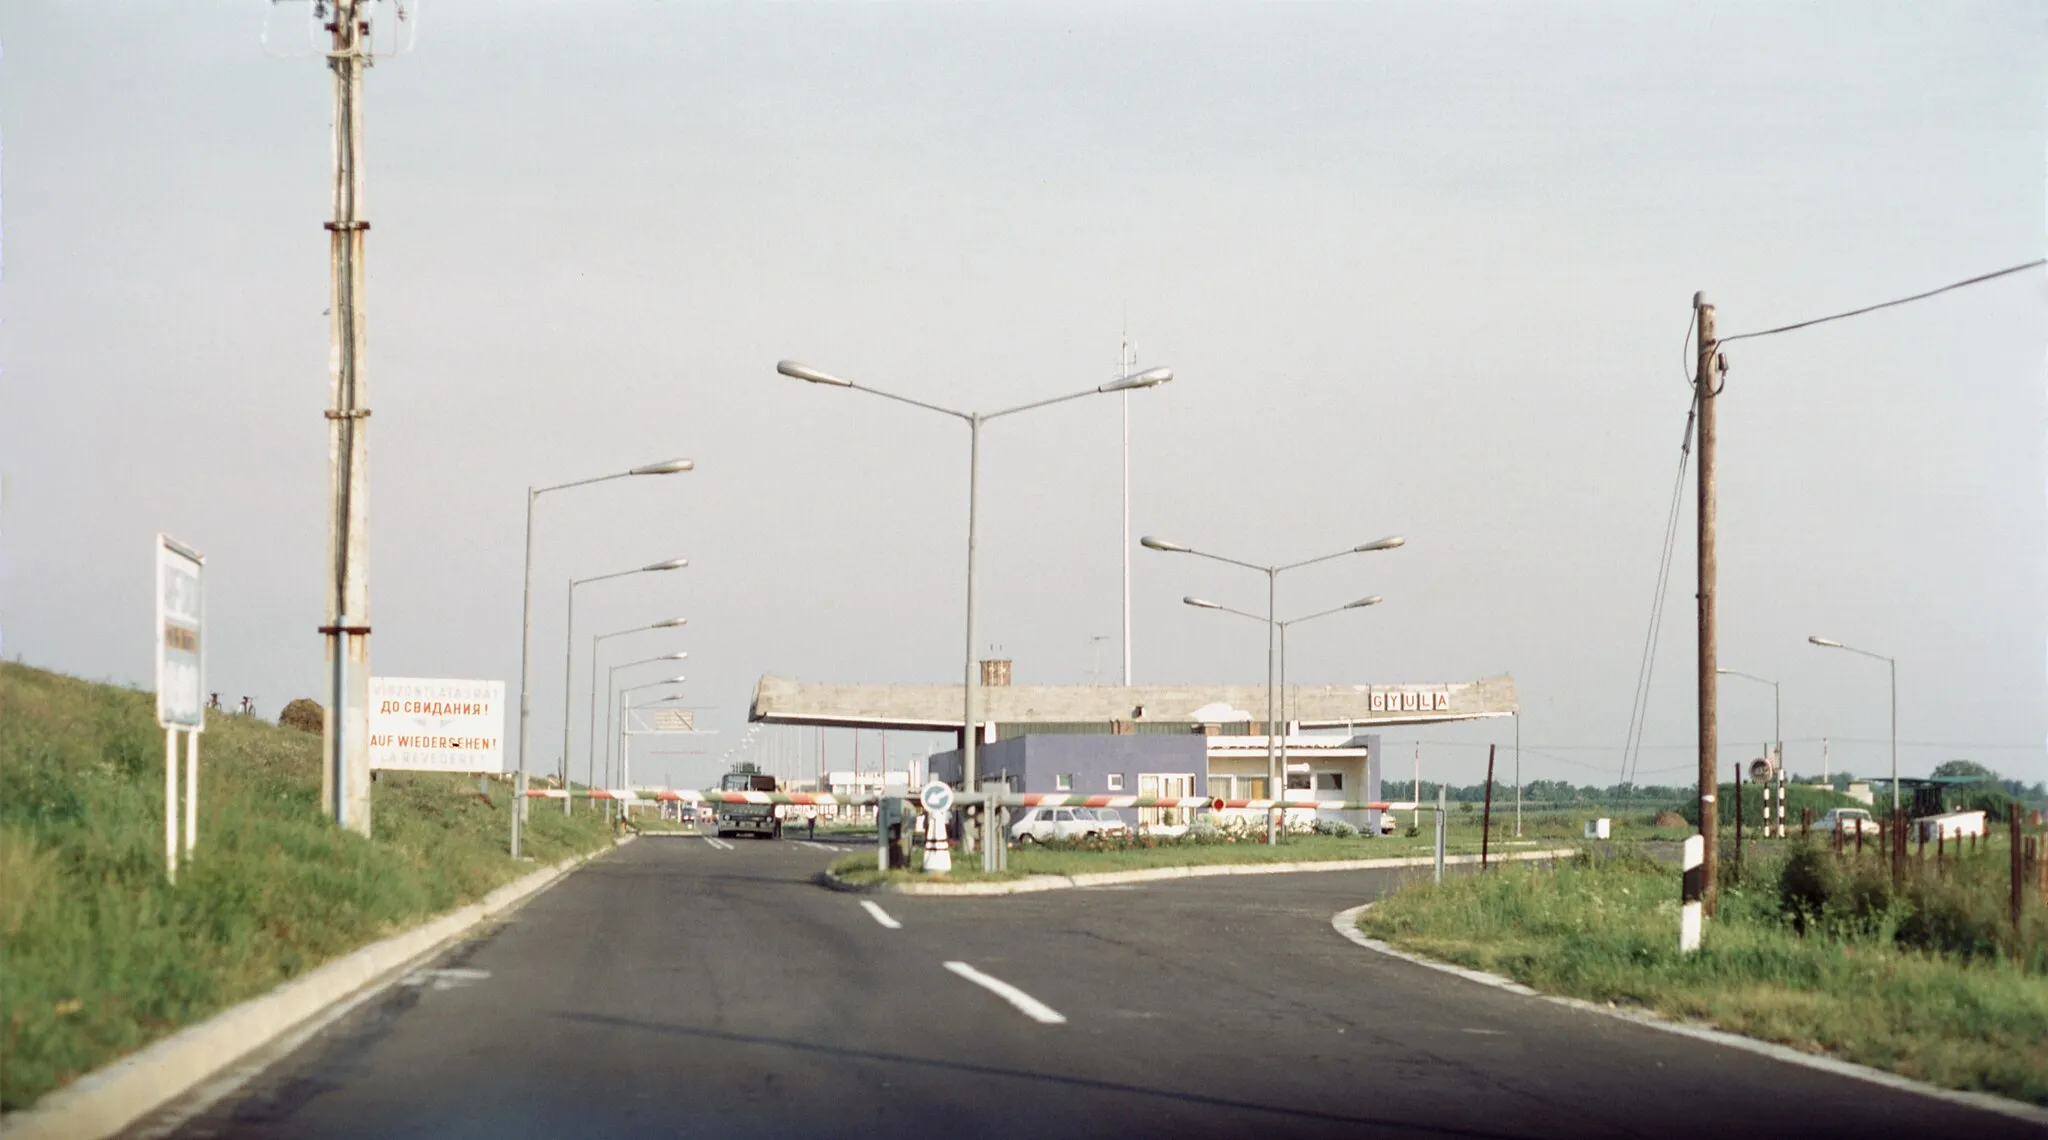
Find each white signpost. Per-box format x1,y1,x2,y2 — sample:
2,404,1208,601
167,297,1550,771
919,781,954,874
368,678,506,772
156,535,205,884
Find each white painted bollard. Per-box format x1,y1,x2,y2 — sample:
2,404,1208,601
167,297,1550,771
923,812,952,874
1679,833,1704,954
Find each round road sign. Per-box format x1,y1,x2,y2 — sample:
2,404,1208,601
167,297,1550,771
920,781,954,814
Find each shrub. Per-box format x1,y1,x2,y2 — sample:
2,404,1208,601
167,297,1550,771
1896,875,2009,962
279,698,323,735
1777,842,1839,935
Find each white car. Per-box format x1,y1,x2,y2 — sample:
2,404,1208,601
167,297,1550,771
1809,807,1881,836
1010,806,1116,844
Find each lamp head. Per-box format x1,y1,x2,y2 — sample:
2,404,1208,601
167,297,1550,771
777,360,854,387
652,617,688,629
1100,366,1174,393
1354,536,1405,553
1808,636,1843,648
1183,596,1221,610
643,557,689,572
1346,595,1384,609
1141,536,1190,553
630,458,694,475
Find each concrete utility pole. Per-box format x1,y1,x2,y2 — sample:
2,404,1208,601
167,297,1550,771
319,0,374,837
1694,292,1721,915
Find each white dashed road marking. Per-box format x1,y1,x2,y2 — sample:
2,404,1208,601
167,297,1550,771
943,961,1067,1025
702,836,735,851
859,901,902,930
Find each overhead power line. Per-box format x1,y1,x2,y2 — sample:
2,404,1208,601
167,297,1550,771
1718,259,2045,346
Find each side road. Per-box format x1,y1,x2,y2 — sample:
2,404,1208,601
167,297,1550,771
820,846,1577,896
0,837,634,1140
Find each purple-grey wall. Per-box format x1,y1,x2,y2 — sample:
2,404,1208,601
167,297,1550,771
928,735,1208,815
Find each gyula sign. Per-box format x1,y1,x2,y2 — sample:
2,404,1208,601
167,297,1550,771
156,534,205,884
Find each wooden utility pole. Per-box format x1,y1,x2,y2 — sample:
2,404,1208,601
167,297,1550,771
1694,293,1720,915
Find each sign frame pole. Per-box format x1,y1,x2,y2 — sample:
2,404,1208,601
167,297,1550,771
156,534,206,884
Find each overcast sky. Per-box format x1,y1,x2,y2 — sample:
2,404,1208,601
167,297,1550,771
3,0,2043,794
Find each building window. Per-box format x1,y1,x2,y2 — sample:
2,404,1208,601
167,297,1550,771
1286,773,1312,790
1055,773,1074,791
1314,772,1344,792
1107,773,1125,791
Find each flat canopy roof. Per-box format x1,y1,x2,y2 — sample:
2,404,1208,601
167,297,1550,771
749,674,1517,733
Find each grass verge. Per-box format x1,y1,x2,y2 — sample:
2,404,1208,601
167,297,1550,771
1358,852,2048,1104
0,663,617,1112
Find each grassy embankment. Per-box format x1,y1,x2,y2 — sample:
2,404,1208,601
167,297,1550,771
0,663,617,1113
1360,845,2048,1104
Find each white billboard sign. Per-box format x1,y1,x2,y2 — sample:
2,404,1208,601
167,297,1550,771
369,677,505,772
155,535,206,730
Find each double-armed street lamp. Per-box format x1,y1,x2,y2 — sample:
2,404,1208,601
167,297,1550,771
557,560,687,814
1144,534,1404,830
1184,594,1383,803
774,358,1174,861
1808,636,1898,816
512,458,692,858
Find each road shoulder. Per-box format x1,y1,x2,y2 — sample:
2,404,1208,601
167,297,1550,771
0,838,635,1140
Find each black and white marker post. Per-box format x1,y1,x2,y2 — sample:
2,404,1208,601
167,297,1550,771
1680,833,1705,953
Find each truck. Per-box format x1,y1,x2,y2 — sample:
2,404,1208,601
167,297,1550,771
714,770,782,840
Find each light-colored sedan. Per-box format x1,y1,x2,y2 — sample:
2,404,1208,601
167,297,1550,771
1808,807,1881,836
1010,807,1111,844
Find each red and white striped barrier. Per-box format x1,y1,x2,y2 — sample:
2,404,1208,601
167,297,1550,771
525,788,1419,813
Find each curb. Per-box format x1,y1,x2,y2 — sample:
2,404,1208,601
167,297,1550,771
0,836,633,1140
1330,903,2048,1130
822,846,1576,896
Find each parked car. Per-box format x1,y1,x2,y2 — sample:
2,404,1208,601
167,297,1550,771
1010,806,1112,844
1808,807,1881,836
1083,807,1131,836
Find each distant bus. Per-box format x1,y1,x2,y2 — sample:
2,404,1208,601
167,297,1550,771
715,770,781,840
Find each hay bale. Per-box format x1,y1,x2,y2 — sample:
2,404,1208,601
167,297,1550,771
1652,810,1687,828
279,698,324,735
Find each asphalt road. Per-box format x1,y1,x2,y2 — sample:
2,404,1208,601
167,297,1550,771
133,835,2039,1140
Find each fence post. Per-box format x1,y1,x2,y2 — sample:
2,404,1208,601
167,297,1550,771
1733,761,1743,883
2012,805,2024,936
1680,834,1705,953
1891,809,1905,889
1480,744,1496,871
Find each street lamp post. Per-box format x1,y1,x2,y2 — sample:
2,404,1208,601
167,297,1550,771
558,560,686,814
1716,667,1782,776
1184,595,1382,830
607,657,690,795
1808,636,1898,816
587,622,686,818
587,622,687,798
512,459,691,859
615,677,687,814
1145,534,1404,840
775,358,1173,865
